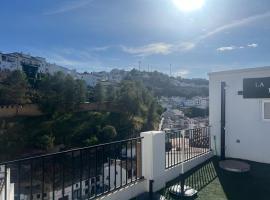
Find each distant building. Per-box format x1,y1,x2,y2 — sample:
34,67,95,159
159,96,209,110
0,52,78,80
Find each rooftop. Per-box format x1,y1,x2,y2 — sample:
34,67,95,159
208,66,270,76
159,157,270,200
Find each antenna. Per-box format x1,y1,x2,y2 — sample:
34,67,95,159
138,61,141,71
170,64,172,77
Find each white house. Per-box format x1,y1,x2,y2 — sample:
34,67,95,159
209,66,270,164
103,160,128,189
0,167,14,200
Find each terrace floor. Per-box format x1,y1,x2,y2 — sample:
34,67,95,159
159,156,270,200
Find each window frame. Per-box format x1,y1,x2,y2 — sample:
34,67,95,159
262,100,270,121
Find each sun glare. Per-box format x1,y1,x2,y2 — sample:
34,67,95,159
172,0,205,12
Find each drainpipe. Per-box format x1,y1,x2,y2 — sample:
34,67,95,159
149,180,154,199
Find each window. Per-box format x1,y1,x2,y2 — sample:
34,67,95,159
262,100,270,121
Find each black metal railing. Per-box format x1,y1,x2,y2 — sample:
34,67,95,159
0,137,143,200
165,127,211,169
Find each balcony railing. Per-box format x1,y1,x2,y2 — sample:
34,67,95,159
0,137,143,200
165,126,211,169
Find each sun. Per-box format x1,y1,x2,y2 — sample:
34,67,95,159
172,0,205,12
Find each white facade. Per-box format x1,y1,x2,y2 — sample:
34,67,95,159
159,96,209,110
0,167,14,200
79,73,100,87
209,66,270,163
0,52,78,79
103,160,128,189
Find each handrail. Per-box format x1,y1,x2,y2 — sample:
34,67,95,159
164,126,211,133
0,136,143,165
0,136,144,200
165,126,211,169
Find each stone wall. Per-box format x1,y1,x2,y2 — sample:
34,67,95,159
0,103,122,118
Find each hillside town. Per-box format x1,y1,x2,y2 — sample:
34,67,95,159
0,51,127,87
159,96,209,130
0,51,208,88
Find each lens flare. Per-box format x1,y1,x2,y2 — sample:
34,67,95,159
172,0,205,12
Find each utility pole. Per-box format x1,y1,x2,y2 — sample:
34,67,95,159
138,61,141,71
148,64,150,72
170,64,172,77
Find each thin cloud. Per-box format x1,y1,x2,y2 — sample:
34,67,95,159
247,43,258,48
198,11,270,41
122,12,268,56
217,43,258,52
121,42,195,57
176,69,190,77
44,0,92,15
217,46,238,52
121,43,173,57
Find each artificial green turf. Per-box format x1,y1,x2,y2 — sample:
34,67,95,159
160,157,270,200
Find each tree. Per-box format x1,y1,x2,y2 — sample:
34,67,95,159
93,82,106,102
106,84,116,102
37,134,55,151
37,72,87,113
144,101,157,130
0,70,29,105
184,107,209,118
100,125,117,142
117,81,141,117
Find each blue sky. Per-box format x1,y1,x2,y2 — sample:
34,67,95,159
1,0,270,78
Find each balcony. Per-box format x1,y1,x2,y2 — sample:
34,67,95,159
159,157,270,200
0,127,212,200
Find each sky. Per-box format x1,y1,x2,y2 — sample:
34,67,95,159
1,0,270,78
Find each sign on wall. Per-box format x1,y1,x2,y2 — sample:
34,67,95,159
243,77,270,98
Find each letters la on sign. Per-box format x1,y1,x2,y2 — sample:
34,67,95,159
243,77,270,98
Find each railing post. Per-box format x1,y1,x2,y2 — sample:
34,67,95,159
181,130,185,167
136,140,142,178
140,131,166,193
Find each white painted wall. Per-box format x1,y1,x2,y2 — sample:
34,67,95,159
140,131,212,193
209,67,270,163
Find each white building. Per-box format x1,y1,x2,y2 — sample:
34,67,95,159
0,52,78,79
183,96,209,109
209,66,270,164
103,160,128,189
79,72,100,87
0,167,14,200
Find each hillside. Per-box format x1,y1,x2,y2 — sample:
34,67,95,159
124,69,209,98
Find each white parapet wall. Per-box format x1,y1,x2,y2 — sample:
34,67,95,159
140,131,213,193
98,131,213,200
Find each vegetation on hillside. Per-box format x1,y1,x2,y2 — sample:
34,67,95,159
0,70,162,161
125,69,208,98
183,107,209,118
